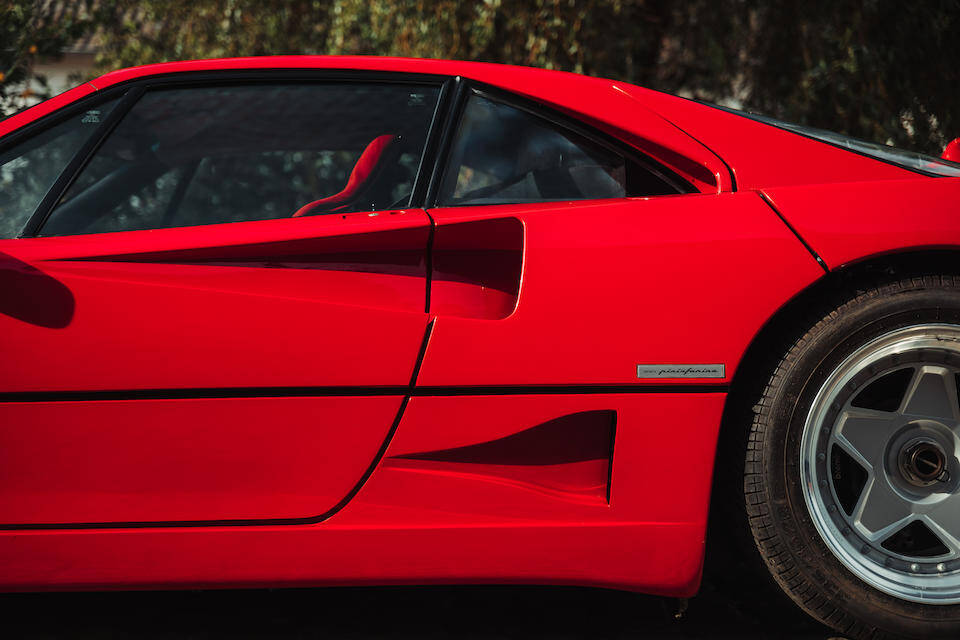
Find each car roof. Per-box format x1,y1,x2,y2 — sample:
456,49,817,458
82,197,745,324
90,56,596,93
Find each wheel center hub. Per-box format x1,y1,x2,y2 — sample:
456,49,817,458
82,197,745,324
899,438,948,487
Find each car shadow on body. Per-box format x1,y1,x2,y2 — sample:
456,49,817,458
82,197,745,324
0,251,74,329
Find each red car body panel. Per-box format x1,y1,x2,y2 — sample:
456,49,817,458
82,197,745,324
762,178,960,270
0,55,958,597
370,393,723,529
0,396,401,524
0,393,723,596
421,193,823,386
624,85,920,190
1,210,431,392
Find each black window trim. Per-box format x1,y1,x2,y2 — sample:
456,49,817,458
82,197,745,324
427,81,696,208
9,67,706,239
0,87,126,160
20,86,145,237
422,75,469,207
17,69,454,238
0,86,132,238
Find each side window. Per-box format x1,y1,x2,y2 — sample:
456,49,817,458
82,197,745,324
41,83,440,236
0,99,117,238
439,92,683,206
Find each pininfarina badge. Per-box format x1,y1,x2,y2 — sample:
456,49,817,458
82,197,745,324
636,364,725,378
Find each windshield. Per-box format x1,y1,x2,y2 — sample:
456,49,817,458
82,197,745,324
710,104,960,178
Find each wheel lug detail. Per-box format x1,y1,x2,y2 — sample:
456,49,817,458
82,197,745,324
938,563,947,573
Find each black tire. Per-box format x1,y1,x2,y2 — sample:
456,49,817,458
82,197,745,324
746,275,960,640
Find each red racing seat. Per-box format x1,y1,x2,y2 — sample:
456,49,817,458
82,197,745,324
292,134,398,217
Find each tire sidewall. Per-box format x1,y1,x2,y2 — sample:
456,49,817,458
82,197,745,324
762,284,960,635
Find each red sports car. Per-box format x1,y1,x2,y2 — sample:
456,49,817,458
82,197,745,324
1,56,959,639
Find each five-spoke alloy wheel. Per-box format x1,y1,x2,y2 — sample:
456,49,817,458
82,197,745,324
802,324,960,603
744,275,960,640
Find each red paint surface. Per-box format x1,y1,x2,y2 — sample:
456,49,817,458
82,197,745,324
0,210,431,392
373,394,722,526
430,217,524,320
1,55,957,599
0,522,706,596
422,193,824,386
0,393,724,596
763,178,960,269
0,397,401,525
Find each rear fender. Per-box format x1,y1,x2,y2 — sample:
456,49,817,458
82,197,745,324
762,178,960,270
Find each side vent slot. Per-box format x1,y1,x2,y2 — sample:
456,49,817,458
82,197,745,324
391,409,616,504
429,217,523,320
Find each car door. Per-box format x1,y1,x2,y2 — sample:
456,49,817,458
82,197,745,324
0,77,443,526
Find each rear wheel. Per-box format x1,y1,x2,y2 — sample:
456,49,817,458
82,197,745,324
746,275,960,639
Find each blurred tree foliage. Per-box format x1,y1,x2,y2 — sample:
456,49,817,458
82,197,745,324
0,1,95,113
4,0,959,155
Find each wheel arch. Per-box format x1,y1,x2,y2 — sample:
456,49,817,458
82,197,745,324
706,246,960,579
726,246,960,422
